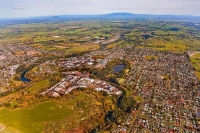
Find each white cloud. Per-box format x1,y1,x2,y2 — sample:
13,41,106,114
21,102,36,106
12,6,26,10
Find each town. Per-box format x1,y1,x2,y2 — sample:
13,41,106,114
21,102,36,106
58,56,96,70
93,47,200,133
45,46,200,132
0,17,200,133
0,41,200,132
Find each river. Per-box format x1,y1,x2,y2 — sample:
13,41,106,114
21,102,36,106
21,69,31,82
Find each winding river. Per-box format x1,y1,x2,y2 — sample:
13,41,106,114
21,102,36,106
21,69,31,82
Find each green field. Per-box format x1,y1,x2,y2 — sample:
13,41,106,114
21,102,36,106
0,102,74,133
28,79,49,94
190,55,200,71
190,53,200,79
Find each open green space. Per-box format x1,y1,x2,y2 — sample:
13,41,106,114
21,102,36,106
190,53,200,71
28,79,49,94
0,102,74,133
190,53,200,80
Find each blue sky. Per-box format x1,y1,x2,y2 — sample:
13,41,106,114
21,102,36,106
0,0,200,18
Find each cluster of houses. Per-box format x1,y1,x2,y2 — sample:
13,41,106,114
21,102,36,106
5,44,42,64
0,46,18,66
0,44,44,91
0,45,21,91
9,64,19,76
121,47,200,133
58,56,96,70
0,42,67,92
87,47,200,133
112,110,137,133
41,71,122,97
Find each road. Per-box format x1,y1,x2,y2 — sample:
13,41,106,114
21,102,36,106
128,76,155,133
0,126,6,132
128,100,145,133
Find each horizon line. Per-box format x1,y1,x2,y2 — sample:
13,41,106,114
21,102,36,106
0,12,200,19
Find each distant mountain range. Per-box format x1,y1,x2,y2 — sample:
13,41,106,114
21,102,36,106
102,12,200,19
47,12,200,20
0,12,200,26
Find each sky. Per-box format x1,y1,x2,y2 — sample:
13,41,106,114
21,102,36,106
0,0,200,18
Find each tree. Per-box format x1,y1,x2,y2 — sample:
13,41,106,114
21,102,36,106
4,102,11,108
13,104,18,109
13,75,21,81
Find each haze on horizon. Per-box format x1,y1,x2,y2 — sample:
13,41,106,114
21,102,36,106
0,0,200,18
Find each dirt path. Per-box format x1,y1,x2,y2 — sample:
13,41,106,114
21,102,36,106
0,124,6,132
